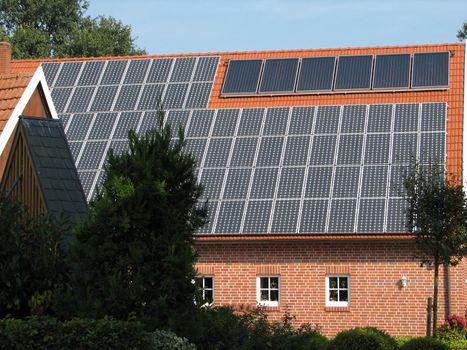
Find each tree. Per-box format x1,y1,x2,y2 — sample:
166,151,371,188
404,164,467,337
458,22,467,41
0,0,145,58
66,104,206,328
0,194,67,318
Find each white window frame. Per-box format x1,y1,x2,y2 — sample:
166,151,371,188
326,275,350,307
196,276,214,305
256,276,280,307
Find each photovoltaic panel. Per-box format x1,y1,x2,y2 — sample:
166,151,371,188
55,62,83,87
250,168,278,199
262,107,289,136
282,136,310,166
199,168,226,200
271,200,300,233
68,141,83,162
42,63,61,84
77,141,107,170
259,58,298,93
137,84,164,110
185,82,212,109
335,55,373,90
163,83,189,109
328,199,356,232
193,56,219,81
394,103,419,132
66,113,94,141
420,133,445,164
146,58,173,83
78,61,105,86
358,199,385,232
296,57,335,92
256,137,284,166
333,166,360,198
314,106,340,134
230,137,258,167
361,166,388,197
211,109,239,137
203,138,232,167
387,199,408,232
364,134,390,164
305,166,332,198
277,167,305,198
184,138,207,164
337,134,363,165
392,133,417,164
138,111,157,136
93,171,106,198
412,52,449,88
100,60,128,85
368,104,392,133
78,171,97,198
124,59,151,84
309,135,336,165
289,107,314,135
90,85,119,112
113,85,142,111
222,60,263,94
237,108,265,136
51,88,73,113
300,199,328,232
196,201,218,234
170,57,196,82
421,103,446,132
109,140,129,156
88,112,117,140
389,165,409,196
215,201,245,233
66,86,95,113
166,110,190,137
373,54,410,89
113,112,142,140
223,168,252,199
187,109,214,137
243,200,273,233
341,105,366,134
59,115,70,130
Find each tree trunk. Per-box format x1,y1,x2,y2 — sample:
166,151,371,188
433,257,439,337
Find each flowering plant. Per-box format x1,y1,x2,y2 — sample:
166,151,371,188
446,315,467,331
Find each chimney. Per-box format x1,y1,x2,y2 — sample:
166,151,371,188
0,42,11,75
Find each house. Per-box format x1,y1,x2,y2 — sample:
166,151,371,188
11,42,466,336
0,42,86,227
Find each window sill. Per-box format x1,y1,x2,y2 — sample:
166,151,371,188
325,306,351,312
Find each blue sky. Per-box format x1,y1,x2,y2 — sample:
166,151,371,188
87,0,467,54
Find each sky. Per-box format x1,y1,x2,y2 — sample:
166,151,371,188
86,0,467,55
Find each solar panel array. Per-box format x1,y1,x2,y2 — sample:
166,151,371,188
42,56,446,235
222,52,450,96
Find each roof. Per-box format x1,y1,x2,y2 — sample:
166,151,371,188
19,116,87,228
10,42,465,237
0,72,34,134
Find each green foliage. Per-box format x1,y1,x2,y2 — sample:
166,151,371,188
64,104,206,329
458,22,467,41
0,0,145,58
330,327,397,350
0,194,67,318
148,330,196,350
399,337,450,350
0,316,154,349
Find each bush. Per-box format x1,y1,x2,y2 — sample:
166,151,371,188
399,337,449,350
0,317,194,350
331,327,397,350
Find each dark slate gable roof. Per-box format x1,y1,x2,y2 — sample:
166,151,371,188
19,116,87,228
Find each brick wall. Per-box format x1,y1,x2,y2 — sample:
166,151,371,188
195,239,466,336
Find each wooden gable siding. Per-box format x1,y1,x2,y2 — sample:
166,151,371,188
0,125,46,219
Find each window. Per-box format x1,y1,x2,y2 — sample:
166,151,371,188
195,276,214,305
326,276,350,307
257,276,280,306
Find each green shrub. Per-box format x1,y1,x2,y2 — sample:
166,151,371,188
331,327,397,350
0,317,193,350
399,337,450,350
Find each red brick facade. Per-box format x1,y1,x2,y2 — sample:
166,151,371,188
196,239,466,336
